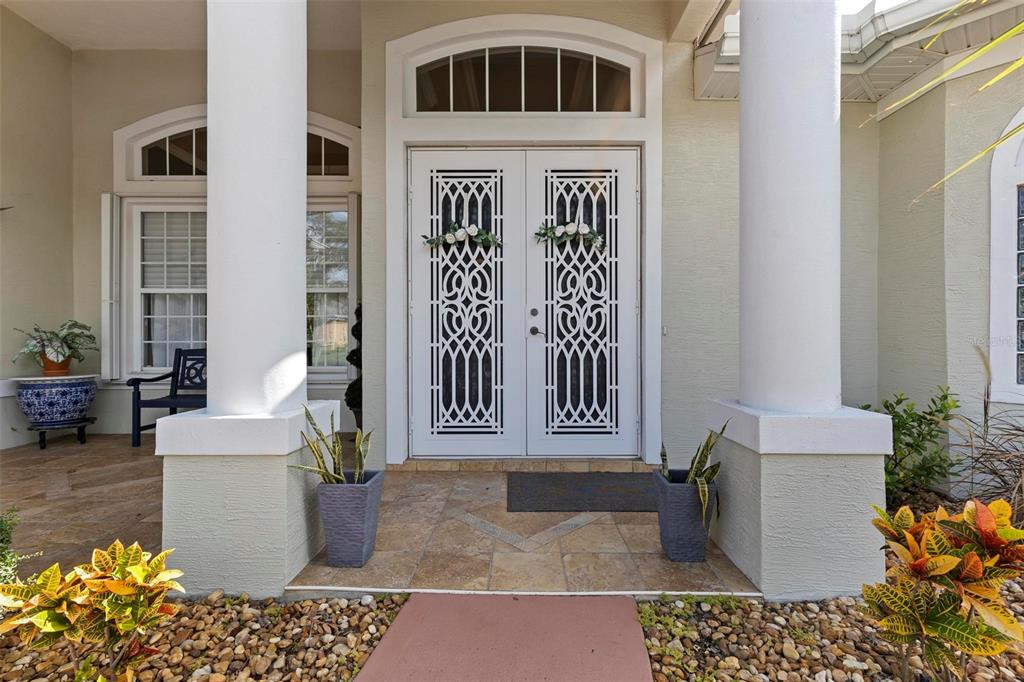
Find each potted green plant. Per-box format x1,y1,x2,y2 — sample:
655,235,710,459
12,320,98,376
292,406,382,567
653,422,727,562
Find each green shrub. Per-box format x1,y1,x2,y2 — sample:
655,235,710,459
0,509,21,585
863,387,959,507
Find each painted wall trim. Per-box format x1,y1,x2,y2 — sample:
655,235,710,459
0,380,17,399
706,399,893,455
156,399,339,456
988,102,1024,404
384,14,664,465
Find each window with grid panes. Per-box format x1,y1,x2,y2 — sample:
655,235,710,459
305,210,349,367
140,211,208,367
139,209,350,371
1017,186,1024,383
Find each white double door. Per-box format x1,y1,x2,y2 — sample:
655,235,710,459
409,148,639,457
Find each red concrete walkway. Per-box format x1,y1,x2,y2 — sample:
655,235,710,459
358,593,652,682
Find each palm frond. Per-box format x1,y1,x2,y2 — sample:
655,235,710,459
883,18,1024,116
913,121,1024,202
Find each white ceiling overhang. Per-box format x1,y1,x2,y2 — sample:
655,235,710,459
695,0,1024,106
1,0,362,51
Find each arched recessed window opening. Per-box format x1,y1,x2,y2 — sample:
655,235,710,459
139,127,350,178
988,106,1024,403
113,105,361,195
415,46,632,114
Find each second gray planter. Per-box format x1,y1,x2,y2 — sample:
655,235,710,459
653,469,717,562
317,471,384,567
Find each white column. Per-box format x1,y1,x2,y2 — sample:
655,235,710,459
206,0,308,416
707,0,891,601
157,0,340,599
738,0,841,414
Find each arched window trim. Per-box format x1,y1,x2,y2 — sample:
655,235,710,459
113,105,361,196
988,104,1024,403
402,32,644,118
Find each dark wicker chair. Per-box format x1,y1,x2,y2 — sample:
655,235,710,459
127,348,207,447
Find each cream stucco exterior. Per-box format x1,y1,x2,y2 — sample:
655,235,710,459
0,7,74,448
2,0,1016,457
2,0,1023,599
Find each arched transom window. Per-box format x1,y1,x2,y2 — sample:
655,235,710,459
114,105,360,195
415,46,632,114
140,128,349,178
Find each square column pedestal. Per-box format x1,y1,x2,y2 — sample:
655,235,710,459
156,400,340,599
706,400,892,601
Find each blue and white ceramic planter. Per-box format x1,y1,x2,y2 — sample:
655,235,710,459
16,376,98,428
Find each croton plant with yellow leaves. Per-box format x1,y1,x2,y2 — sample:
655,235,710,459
864,499,1024,681
0,540,183,682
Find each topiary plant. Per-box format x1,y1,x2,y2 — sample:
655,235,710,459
344,304,362,427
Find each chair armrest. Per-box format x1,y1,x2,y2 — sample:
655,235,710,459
126,371,174,387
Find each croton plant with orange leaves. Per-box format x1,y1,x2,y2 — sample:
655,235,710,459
0,540,183,682
864,499,1024,681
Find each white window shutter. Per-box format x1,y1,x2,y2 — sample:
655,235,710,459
100,193,122,381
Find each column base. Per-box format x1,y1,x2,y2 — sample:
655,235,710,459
706,400,891,601
156,400,340,598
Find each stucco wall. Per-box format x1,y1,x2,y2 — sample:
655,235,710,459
0,7,73,448
877,86,949,405
362,4,880,464
65,49,361,435
877,65,1024,420
942,66,1024,418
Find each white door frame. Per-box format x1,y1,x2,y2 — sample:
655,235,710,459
384,15,663,464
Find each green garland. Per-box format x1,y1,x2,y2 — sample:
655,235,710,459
423,221,502,249
534,221,605,253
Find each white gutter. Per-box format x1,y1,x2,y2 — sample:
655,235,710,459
714,0,987,64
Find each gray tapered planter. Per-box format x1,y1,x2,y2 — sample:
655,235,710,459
653,469,716,562
317,471,384,567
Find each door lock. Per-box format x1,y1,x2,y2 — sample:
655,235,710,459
530,308,539,317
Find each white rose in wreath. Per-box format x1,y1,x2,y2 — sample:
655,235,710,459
554,225,565,237
455,228,468,241
565,222,578,235
578,223,591,235
466,224,479,237
444,233,457,245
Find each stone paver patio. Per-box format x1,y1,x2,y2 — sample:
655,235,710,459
288,470,757,595
0,434,162,575
0,433,756,595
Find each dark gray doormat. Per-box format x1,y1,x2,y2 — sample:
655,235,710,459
506,472,658,512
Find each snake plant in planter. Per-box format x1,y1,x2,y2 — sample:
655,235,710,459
291,407,382,567
654,422,727,562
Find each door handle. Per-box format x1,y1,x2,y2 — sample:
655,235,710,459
529,326,546,338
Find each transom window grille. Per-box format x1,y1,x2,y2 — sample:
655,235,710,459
141,127,350,178
1017,185,1024,383
138,209,350,371
416,46,631,113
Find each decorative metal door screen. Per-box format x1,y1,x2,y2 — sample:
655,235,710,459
429,169,504,434
409,149,638,457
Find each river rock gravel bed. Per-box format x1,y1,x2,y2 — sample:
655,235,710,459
0,591,405,682
640,582,1024,682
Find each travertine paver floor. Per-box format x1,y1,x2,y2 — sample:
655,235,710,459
0,434,162,575
289,470,759,594
0,435,757,594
